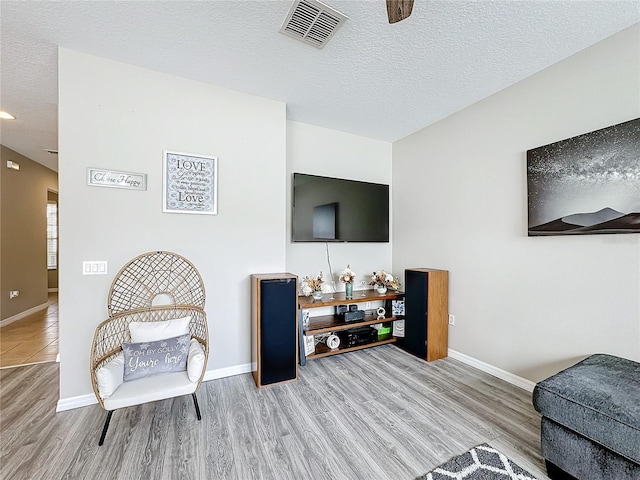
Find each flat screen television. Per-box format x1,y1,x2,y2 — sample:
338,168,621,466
292,173,389,242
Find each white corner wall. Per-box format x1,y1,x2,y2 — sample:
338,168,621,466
393,25,640,382
286,121,393,290
58,49,286,402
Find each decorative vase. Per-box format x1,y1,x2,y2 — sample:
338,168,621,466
312,290,323,300
376,285,387,295
345,282,353,299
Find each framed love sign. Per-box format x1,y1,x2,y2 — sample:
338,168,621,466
163,150,218,215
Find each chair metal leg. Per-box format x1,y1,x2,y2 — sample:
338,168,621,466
192,393,202,421
98,410,114,446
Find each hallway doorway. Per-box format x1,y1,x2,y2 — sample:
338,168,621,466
0,292,58,368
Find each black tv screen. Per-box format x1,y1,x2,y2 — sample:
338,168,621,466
292,173,389,242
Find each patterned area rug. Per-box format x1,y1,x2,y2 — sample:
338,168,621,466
416,444,540,480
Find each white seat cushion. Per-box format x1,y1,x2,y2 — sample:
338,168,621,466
129,316,191,343
96,338,206,402
187,339,206,382
103,371,198,411
96,352,125,398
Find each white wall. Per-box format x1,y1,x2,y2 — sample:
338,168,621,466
393,24,640,382
58,49,286,400
286,121,393,293
57,25,637,403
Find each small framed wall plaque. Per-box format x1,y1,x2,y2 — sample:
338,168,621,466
87,168,147,190
163,150,218,215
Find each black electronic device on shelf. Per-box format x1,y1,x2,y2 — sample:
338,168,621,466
337,326,378,348
336,304,365,322
343,310,365,322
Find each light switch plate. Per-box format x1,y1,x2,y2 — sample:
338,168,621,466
83,261,108,275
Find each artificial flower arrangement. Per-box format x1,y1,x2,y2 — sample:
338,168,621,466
300,272,332,297
339,265,356,284
369,270,401,290
388,275,401,291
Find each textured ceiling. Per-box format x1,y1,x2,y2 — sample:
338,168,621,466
1,1,639,172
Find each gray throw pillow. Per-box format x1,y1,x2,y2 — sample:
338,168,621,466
122,334,190,382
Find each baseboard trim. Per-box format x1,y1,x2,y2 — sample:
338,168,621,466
56,355,532,410
448,349,536,392
56,363,253,412
0,302,48,327
202,362,252,381
56,393,97,412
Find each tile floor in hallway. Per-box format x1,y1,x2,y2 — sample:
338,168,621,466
0,293,58,368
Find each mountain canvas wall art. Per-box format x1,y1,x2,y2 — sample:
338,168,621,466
527,118,640,236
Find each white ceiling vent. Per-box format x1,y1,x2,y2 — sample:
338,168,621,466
280,0,348,49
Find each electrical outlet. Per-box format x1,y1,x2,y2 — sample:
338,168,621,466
9,290,19,299
365,301,372,310
448,314,455,326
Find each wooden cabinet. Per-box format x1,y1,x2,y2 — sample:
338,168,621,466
299,289,404,362
251,274,298,387
397,268,448,361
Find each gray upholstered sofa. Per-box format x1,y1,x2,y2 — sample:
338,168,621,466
532,354,640,479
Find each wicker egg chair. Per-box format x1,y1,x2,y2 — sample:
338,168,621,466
90,251,209,446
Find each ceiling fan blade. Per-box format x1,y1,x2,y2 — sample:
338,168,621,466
387,0,414,24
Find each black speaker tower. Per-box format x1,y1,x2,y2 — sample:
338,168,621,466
251,274,298,387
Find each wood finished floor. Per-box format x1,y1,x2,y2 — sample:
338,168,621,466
0,293,58,368
0,345,549,480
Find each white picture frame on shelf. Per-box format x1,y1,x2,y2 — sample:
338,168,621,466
392,299,405,316
392,320,405,337
304,335,316,357
163,150,218,215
